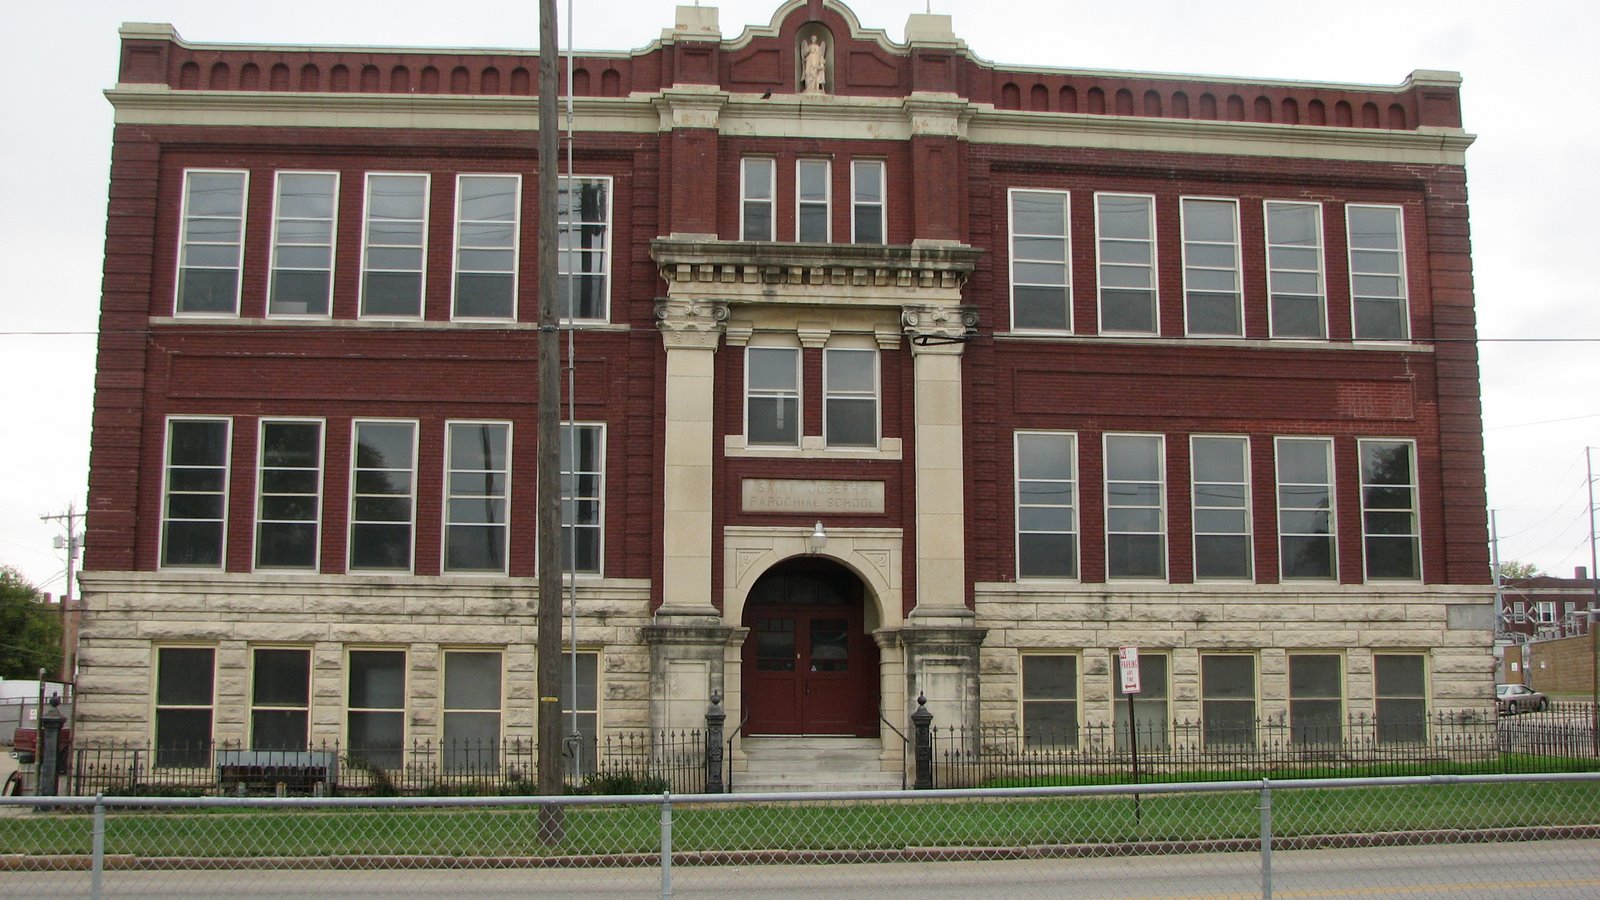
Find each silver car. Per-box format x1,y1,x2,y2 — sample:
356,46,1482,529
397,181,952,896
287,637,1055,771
1496,683,1548,715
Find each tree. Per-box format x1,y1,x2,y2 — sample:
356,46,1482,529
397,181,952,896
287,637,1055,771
0,566,63,680
1496,560,1543,581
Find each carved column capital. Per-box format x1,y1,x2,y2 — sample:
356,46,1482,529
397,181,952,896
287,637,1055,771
656,299,730,350
902,304,978,354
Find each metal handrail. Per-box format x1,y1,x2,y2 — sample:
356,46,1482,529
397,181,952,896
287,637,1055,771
724,712,751,793
879,713,910,790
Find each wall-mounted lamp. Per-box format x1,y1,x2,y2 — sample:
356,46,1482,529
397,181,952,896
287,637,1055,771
808,520,827,554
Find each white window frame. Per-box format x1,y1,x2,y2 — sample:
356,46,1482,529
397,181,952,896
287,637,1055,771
347,419,419,573
558,175,613,322
1347,203,1410,341
345,647,407,768
248,645,312,752
1200,651,1258,748
1015,431,1079,581
451,173,521,321
1019,651,1080,749
1103,433,1167,580
1094,192,1158,336
359,172,430,320
1358,437,1422,582
1190,435,1252,582
745,341,802,448
740,158,776,242
561,421,606,576
152,644,216,768
254,417,324,572
441,648,505,773
795,158,832,243
1535,600,1557,624
822,342,880,449
1180,196,1243,337
1264,200,1327,339
850,159,886,245
1287,651,1344,746
267,170,338,318
443,420,512,575
1008,188,1072,333
1275,436,1337,581
161,416,232,570
175,168,248,317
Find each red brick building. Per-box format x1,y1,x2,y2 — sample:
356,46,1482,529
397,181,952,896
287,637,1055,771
78,1,1493,784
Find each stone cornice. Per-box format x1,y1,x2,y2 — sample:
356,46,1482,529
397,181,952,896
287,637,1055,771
652,239,982,310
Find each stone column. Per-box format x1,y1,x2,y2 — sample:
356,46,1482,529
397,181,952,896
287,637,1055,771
903,304,976,624
655,299,728,621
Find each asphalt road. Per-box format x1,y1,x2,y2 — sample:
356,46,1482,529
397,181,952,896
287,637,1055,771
3,838,1597,898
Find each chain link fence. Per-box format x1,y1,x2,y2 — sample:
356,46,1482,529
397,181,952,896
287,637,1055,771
3,772,1597,898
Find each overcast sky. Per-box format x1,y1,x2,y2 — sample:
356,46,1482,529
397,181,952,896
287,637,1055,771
2,0,1596,595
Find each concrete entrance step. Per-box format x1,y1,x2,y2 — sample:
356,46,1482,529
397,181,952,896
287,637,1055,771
735,736,904,793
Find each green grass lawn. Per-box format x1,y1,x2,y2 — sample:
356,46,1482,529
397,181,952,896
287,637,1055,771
3,780,1597,859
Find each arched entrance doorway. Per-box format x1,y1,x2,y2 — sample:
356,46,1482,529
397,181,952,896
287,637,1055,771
741,557,880,736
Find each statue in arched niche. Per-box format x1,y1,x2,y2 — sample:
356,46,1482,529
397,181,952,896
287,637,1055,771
801,34,827,94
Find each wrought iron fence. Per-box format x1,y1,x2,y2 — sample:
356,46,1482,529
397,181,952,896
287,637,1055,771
932,707,1600,788
63,730,705,798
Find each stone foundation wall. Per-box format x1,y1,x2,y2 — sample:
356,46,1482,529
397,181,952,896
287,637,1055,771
74,572,653,746
973,583,1496,728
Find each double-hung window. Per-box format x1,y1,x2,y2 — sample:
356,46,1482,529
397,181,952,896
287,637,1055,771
255,419,322,571
445,422,511,573
349,421,417,572
561,650,600,776
1359,439,1420,580
1191,436,1251,580
1015,432,1078,579
1348,204,1409,340
851,160,885,245
347,649,406,768
823,345,878,448
1201,653,1256,747
1288,653,1343,745
1104,434,1166,579
741,158,775,241
268,172,337,316
361,173,429,318
1113,652,1169,751
162,418,230,569
250,647,310,752
1181,198,1242,336
1096,193,1157,334
1535,601,1556,624
796,159,831,242
746,345,800,447
442,649,503,772
1009,189,1071,332
176,170,247,315
1020,654,1078,748
453,174,520,320
1265,201,1326,338
1276,437,1335,580
561,423,605,575
1374,653,1427,744
559,176,611,320
155,646,215,767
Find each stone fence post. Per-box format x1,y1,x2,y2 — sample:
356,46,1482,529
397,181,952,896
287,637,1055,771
705,690,726,793
912,692,933,790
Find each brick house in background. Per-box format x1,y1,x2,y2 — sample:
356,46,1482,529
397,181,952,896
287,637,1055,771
1500,570,1597,641
77,0,1494,784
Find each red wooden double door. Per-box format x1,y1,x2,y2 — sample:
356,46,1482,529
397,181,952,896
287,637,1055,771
741,559,879,736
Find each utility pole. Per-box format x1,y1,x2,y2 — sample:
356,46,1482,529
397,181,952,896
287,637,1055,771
1489,509,1503,637
535,0,566,841
40,502,83,682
